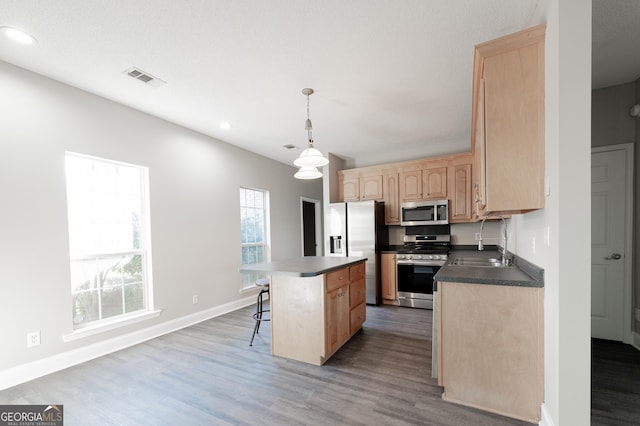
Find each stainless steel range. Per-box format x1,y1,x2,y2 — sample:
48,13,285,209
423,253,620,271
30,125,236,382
396,228,450,310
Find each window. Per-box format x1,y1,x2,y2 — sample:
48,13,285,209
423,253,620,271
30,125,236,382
65,153,152,329
239,187,270,287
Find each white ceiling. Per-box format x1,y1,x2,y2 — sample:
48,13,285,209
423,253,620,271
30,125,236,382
0,1,636,169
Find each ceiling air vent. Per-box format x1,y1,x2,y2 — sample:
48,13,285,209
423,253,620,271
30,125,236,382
283,144,298,151
123,67,166,88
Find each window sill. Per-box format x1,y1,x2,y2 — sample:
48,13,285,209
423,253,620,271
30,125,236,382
239,285,259,294
62,309,162,342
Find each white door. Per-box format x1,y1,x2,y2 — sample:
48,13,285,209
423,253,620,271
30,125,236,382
591,147,629,341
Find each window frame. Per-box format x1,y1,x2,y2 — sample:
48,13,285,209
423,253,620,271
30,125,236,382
64,152,154,333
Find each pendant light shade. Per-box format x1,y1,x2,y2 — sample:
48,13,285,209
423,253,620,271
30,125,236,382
294,144,329,167
294,88,329,178
294,165,323,179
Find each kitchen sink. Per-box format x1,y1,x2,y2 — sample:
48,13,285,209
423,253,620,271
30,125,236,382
449,257,507,268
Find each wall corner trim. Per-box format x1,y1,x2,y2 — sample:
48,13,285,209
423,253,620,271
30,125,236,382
539,403,555,426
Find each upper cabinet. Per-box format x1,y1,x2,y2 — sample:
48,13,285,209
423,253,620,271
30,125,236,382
337,154,472,224
400,166,447,203
338,171,383,202
472,25,546,218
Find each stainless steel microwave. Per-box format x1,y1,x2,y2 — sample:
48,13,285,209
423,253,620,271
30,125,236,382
400,200,449,226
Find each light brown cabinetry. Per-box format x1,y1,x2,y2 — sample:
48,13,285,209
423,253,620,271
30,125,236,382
423,167,447,199
380,253,398,303
270,260,366,366
338,154,472,224
400,166,447,203
437,281,544,422
471,25,545,218
400,169,422,201
338,171,384,202
341,176,360,202
360,174,384,201
449,163,473,222
383,172,400,225
348,263,366,334
325,268,350,355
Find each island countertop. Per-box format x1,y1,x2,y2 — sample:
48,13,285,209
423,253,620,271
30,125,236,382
239,256,368,277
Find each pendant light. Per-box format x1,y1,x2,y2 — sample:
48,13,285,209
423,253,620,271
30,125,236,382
294,165,323,179
294,88,329,178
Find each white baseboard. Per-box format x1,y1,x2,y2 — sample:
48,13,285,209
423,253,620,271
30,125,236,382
0,295,256,391
539,403,555,426
632,331,640,351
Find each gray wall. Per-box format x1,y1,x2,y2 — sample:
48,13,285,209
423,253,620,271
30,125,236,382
591,80,640,333
0,60,322,374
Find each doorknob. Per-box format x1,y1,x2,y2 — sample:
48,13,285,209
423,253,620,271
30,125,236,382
605,253,622,260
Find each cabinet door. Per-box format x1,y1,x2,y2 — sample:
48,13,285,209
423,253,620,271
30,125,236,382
474,25,545,216
423,167,447,199
381,253,397,301
325,284,350,355
350,301,366,335
400,170,422,202
360,174,383,201
383,173,400,225
349,278,366,308
342,177,360,202
449,164,473,223
349,262,365,286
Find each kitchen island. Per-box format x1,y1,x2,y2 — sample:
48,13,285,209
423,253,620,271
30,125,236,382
240,256,367,365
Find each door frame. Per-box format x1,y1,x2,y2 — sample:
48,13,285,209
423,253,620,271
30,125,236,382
592,142,634,344
300,197,322,256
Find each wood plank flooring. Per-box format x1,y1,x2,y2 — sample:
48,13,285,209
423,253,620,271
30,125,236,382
0,305,544,425
591,338,640,425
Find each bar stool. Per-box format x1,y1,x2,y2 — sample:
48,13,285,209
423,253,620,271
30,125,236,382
249,278,270,346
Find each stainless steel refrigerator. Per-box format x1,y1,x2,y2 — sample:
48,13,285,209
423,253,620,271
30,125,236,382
325,200,388,305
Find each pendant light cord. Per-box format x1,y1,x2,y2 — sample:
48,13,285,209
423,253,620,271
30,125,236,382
306,92,313,146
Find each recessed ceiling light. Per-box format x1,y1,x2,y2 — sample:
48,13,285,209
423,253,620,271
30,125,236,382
219,121,232,129
1,27,37,45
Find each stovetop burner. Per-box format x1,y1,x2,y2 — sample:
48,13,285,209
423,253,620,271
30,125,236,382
399,233,450,255
399,243,449,254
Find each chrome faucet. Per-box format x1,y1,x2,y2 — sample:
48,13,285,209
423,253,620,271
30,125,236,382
478,214,509,266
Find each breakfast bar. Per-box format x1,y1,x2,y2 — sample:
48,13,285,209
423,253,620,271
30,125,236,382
240,256,367,365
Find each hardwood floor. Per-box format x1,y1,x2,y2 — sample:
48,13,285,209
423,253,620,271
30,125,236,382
1,305,532,425
591,338,640,425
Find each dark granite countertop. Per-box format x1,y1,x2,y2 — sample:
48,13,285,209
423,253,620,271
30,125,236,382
380,245,405,253
434,249,544,288
239,256,367,277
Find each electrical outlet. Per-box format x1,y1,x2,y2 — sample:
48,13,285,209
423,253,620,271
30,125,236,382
27,331,40,348
475,233,481,241
635,308,640,322
192,295,199,305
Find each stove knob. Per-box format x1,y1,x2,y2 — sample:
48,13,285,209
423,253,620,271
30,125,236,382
426,255,434,260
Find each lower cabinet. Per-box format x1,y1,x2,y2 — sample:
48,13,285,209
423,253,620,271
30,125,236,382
325,262,366,357
349,274,366,334
438,281,544,422
381,253,398,303
325,282,350,355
